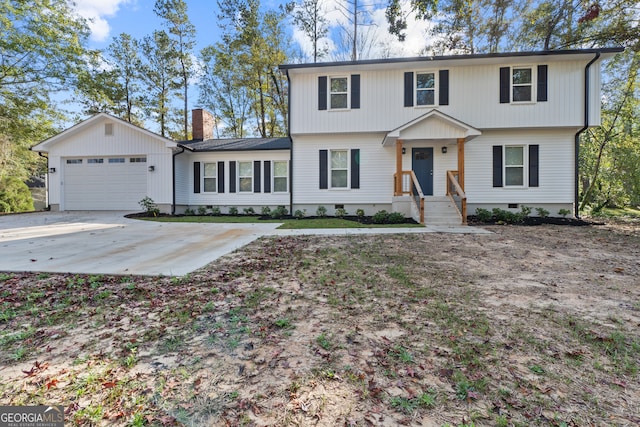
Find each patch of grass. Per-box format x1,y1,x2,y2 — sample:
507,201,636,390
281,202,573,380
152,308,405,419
389,391,436,413
316,333,333,350
274,318,293,329
0,273,13,282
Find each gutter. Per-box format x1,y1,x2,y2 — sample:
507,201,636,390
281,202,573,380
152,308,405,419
574,52,601,218
172,146,185,215
285,69,293,214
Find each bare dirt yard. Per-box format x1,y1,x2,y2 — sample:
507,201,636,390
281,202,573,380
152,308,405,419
1,221,639,426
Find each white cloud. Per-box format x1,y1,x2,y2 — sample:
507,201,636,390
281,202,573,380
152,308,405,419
71,0,134,42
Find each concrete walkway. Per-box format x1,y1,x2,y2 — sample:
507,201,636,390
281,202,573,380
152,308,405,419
0,212,490,276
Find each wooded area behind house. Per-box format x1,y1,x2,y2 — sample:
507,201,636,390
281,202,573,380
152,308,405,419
0,0,638,213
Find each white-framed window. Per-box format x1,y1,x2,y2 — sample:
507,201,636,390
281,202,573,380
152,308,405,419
66,159,82,164
512,67,533,102
330,150,349,188
105,123,114,136
504,146,525,186
416,72,436,106
88,158,104,164
130,157,147,163
203,162,217,192
238,161,253,192
108,158,125,163
330,76,349,109
273,161,288,192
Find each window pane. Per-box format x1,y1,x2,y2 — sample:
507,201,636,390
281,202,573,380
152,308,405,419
416,73,435,89
274,161,287,176
505,147,523,166
505,167,524,186
513,86,531,102
331,151,348,168
204,163,216,177
204,178,216,192
274,177,287,192
109,158,125,163
331,170,348,187
512,68,531,84
239,177,252,192
239,162,252,176
330,77,347,92
417,90,435,106
331,94,348,109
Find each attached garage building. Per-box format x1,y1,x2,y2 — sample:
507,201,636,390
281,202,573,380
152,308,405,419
32,113,177,212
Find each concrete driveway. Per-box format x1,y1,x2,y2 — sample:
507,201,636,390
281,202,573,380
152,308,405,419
0,212,280,276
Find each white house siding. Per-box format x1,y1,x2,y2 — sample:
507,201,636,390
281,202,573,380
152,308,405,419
174,154,190,206
182,151,290,214
465,128,576,213
43,117,174,212
289,56,598,135
292,133,398,215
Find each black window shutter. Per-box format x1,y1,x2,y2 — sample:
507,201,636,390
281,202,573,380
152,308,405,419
254,160,261,193
318,76,327,110
499,67,510,103
439,70,449,106
529,145,539,187
264,161,271,193
319,150,328,189
351,74,360,109
493,146,503,187
193,162,201,193
404,72,414,107
350,149,360,189
537,65,548,102
217,161,225,193
229,161,236,193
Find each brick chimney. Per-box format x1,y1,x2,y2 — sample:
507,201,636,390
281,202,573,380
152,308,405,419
192,109,214,141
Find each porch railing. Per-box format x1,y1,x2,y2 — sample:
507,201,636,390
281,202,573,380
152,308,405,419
394,171,425,224
446,170,467,224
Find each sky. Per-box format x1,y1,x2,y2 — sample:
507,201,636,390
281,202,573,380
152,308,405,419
71,0,432,60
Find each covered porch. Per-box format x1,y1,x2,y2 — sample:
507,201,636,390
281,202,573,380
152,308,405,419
382,110,481,225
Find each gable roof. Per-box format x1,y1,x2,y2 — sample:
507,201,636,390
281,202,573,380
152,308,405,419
31,113,177,152
382,110,481,145
179,137,291,152
279,47,624,73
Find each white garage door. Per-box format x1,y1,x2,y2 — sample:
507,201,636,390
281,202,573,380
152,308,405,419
63,157,148,210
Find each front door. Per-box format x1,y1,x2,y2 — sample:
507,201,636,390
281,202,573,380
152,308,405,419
412,148,433,196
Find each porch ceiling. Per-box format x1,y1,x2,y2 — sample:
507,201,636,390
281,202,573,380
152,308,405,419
382,109,481,146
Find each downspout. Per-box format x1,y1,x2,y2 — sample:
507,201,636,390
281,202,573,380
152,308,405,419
172,146,185,215
574,52,600,218
37,151,50,210
286,69,293,214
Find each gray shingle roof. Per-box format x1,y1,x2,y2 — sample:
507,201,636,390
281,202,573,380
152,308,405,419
179,137,291,152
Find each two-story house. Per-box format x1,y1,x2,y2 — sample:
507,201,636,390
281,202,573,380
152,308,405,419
33,48,621,224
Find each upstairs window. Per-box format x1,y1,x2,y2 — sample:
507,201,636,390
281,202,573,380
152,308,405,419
203,162,217,192
416,72,436,106
512,68,532,102
330,77,348,109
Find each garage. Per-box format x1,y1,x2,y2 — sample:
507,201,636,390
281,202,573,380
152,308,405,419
63,156,148,210
31,113,176,213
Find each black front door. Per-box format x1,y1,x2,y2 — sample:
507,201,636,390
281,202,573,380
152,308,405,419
412,147,433,196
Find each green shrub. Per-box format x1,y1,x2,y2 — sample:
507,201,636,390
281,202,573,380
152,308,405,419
387,212,405,224
535,207,550,218
197,206,207,215
138,196,159,217
520,205,532,217
271,206,288,219
372,210,389,224
210,206,221,216
492,208,525,224
228,206,238,215
294,209,306,219
316,206,327,217
356,208,365,219
475,208,492,222
335,208,347,218
558,208,571,218
243,207,255,215
0,177,34,213
184,208,195,215
260,206,271,216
